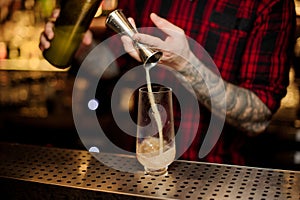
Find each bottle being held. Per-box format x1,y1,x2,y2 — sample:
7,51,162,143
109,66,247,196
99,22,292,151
43,0,102,69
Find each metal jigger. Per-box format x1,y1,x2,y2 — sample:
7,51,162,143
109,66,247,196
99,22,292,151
105,9,162,67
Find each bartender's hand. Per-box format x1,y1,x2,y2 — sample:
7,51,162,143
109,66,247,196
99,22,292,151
121,13,272,135
39,8,93,51
121,13,194,71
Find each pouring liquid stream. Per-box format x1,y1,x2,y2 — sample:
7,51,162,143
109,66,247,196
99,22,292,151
144,64,164,155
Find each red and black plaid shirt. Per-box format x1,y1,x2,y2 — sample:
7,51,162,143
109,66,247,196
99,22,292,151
112,0,296,165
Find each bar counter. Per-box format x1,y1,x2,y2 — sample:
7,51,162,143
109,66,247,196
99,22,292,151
0,142,299,200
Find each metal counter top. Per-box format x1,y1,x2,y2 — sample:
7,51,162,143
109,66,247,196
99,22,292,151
0,142,299,200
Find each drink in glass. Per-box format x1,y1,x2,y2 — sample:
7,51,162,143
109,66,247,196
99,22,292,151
136,85,175,176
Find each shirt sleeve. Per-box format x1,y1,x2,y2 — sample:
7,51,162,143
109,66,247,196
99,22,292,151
239,0,296,113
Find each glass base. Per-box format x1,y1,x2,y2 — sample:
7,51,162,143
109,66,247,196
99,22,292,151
144,167,168,176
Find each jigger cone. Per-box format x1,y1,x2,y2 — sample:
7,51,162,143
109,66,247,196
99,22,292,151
105,9,162,66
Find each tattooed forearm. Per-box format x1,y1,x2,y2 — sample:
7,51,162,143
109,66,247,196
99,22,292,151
225,83,272,134
177,60,272,135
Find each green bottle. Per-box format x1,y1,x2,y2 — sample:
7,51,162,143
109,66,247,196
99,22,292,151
43,0,102,69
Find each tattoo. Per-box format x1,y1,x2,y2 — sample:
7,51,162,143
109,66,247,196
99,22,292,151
177,60,272,135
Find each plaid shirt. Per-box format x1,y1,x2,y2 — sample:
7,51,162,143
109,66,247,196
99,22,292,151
113,0,296,165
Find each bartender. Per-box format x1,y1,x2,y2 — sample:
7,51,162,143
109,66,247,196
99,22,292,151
39,0,296,166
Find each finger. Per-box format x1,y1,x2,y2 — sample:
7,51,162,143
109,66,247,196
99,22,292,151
82,30,93,45
39,8,60,51
44,21,55,40
128,17,137,30
150,13,184,36
53,8,60,17
45,8,60,40
132,33,164,49
39,32,51,51
47,9,60,25
121,35,141,62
